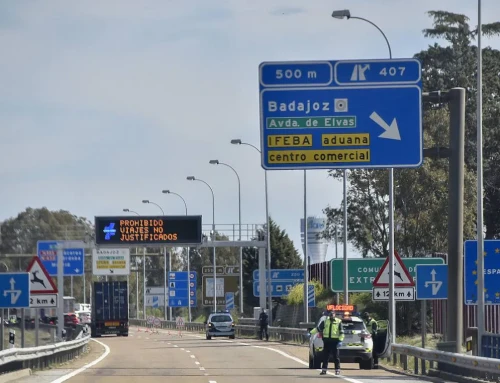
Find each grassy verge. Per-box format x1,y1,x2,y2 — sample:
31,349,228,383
3,326,54,348
380,333,467,373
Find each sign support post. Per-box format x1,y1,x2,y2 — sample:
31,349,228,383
57,242,64,340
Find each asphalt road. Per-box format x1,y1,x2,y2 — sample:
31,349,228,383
14,327,443,383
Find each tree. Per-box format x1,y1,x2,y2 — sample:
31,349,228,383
416,10,500,238
0,207,94,303
241,217,303,313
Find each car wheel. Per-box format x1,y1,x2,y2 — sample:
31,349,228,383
359,359,373,370
206,333,211,340
229,335,235,339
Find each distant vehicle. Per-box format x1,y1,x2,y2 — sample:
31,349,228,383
204,310,235,340
308,307,391,370
75,303,91,312
77,311,91,324
91,281,128,337
64,313,80,328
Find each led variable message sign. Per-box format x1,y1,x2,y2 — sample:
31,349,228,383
94,216,202,246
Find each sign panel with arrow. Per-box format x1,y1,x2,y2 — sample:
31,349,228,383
415,264,448,300
259,58,423,170
372,286,415,301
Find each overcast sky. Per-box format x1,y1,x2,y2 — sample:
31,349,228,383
1,0,499,262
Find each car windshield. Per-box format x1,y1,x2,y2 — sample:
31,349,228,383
342,321,366,331
210,315,232,323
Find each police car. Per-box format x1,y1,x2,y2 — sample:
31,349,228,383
204,310,235,340
308,305,391,370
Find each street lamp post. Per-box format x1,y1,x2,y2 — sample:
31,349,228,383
123,209,140,319
142,200,169,320
209,159,244,314
162,190,192,322
332,8,395,342
231,139,272,323
187,176,217,312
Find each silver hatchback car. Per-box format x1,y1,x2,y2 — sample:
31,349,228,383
205,311,235,340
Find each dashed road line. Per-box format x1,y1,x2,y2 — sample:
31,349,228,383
190,354,195,358
195,361,200,365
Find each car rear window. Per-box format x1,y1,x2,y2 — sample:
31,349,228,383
342,320,366,331
210,315,232,322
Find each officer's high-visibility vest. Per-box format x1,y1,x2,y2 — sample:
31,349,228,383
323,318,344,341
366,318,377,334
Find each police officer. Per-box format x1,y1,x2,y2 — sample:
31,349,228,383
362,312,378,368
313,310,344,375
258,308,269,341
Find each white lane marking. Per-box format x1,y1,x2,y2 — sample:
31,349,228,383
49,339,110,383
186,350,191,353
200,367,205,371
209,381,217,383
245,343,363,383
174,345,178,348
168,342,171,344
181,348,185,350
190,354,195,358
195,361,200,365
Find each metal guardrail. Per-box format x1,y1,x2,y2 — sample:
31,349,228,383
131,319,500,381
0,331,91,374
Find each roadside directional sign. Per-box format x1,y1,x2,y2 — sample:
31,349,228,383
253,280,300,297
416,264,448,300
0,273,30,308
225,292,235,310
308,285,315,307
168,271,197,308
464,240,500,305
37,240,85,276
92,248,130,276
29,293,58,308
330,257,444,292
202,275,238,306
253,269,304,280
258,59,422,170
26,256,58,294
372,287,415,301
373,251,414,287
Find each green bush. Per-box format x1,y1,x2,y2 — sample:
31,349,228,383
285,280,324,305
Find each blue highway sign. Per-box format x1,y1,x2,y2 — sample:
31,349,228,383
464,240,500,305
253,280,300,297
168,271,197,307
169,298,196,307
415,264,448,300
253,269,304,281
225,292,235,310
0,273,30,308
258,59,423,170
37,240,84,276
308,285,315,307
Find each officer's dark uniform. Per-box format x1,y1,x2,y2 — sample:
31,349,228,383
315,311,344,375
363,312,378,368
259,310,269,341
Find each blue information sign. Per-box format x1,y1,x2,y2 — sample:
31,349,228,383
225,292,235,310
253,280,301,297
308,285,315,307
259,59,422,170
464,240,500,305
0,273,30,308
168,271,197,307
415,264,448,300
37,240,84,276
253,269,304,281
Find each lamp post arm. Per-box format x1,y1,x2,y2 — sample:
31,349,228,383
349,16,392,59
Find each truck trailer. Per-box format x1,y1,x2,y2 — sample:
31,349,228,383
91,281,128,337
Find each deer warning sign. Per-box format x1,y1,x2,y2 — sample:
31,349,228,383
372,251,415,287
26,256,58,294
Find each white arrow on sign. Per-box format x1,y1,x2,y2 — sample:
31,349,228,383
424,269,443,295
370,112,401,140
